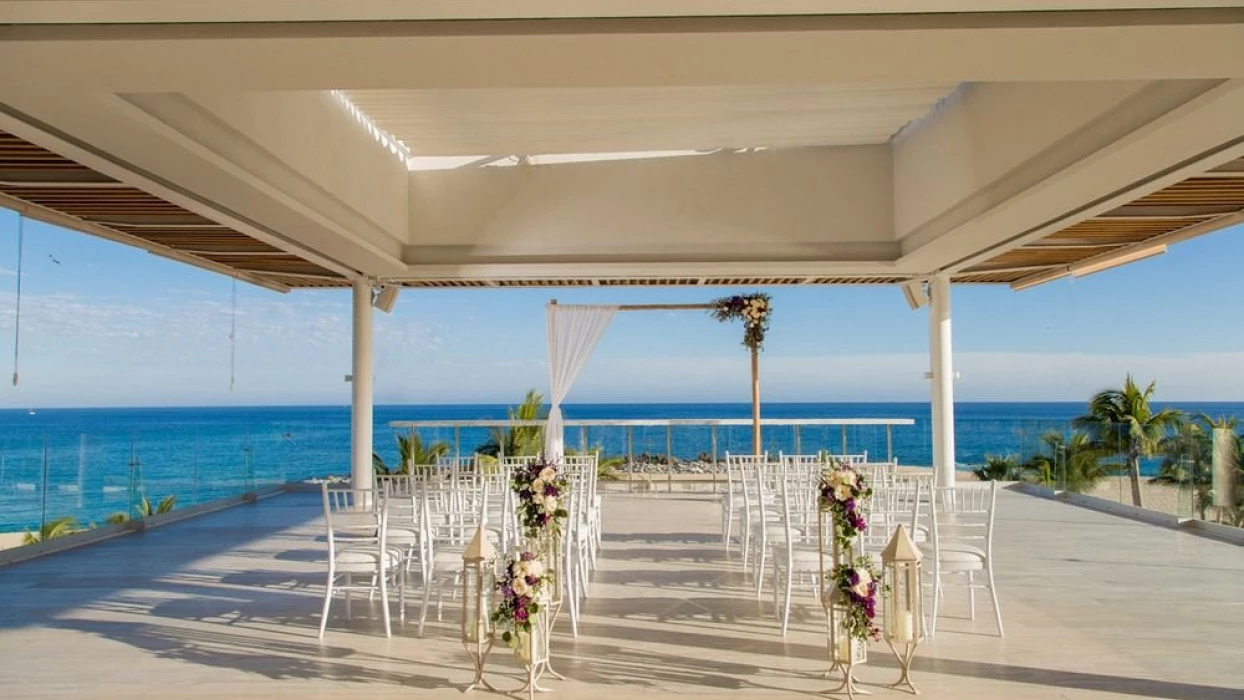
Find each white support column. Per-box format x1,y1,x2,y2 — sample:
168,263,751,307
928,276,956,488
351,278,374,495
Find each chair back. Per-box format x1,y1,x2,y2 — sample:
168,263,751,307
929,481,998,556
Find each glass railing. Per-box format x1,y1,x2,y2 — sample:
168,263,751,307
387,418,917,490
0,427,299,553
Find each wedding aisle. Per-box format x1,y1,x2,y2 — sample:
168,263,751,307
0,490,1240,699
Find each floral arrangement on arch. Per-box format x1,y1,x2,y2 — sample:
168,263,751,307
491,550,548,649
818,462,873,551
710,293,772,352
512,456,570,539
829,556,884,641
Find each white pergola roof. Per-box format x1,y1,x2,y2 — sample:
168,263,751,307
342,84,958,156
0,3,1242,290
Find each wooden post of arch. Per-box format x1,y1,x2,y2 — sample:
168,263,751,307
611,303,763,457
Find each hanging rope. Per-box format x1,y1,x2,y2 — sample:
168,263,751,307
12,214,24,387
229,277,237,392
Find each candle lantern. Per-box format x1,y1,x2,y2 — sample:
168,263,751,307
881,524,924,694
817,509,867,699
461,526,498,692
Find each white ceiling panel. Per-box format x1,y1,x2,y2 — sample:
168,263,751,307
343,84,956,157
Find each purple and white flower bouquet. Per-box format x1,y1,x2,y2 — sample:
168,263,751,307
492,550,549,649
512,456,570,539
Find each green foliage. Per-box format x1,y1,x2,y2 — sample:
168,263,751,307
1153,415,1244,521
373,432,450,475
1073,375,1182,507
476,389,547,458
566,443,625,481
1022,430,1111,494
973,454,1018,481
107,494,177,524
22,515,80,544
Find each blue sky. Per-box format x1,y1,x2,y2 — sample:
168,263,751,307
0,207,1241,407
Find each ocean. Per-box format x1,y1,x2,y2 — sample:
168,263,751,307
2,401,1241,532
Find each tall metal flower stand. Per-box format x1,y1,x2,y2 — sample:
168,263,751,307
529,531,566,683
817,510,870,699
511,601,553,700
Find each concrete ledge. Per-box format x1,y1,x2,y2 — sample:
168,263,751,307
1010,482,1243,546
0,486,288,567
0,523,132,566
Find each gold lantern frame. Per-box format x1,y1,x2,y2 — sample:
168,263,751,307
881,524,924,695
462,527,499,693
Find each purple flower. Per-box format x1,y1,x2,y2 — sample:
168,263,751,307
515,608,528,621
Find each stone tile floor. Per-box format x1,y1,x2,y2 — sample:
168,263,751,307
0,489,1240,699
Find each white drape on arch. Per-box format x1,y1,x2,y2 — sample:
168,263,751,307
545,303,617,459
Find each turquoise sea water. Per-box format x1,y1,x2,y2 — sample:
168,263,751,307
2,401,1241,532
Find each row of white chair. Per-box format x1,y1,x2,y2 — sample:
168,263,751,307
318,453,604,639
720,455,1003,638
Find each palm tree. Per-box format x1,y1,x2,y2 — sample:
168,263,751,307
973,454,1018,481
1022,430,1110,494
476,389,547,458
107,494,177,524
373,432,450,476
1073,375,1183,508
22,515,80,544
1154,415,1244,521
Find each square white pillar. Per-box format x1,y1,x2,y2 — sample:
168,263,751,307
928,276,956,488
351,278,374,494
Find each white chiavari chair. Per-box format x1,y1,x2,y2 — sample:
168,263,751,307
773,459,823,635
920,481,1003,637
319,484,404,638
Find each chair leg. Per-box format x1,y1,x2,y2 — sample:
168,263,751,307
379,571,392,638
417,579,432,637
987,562,1005,637
968,571,977,620
319,576,334,639
929,568,941,638
345,576,352,622
780,567,793,637
755,540,767,599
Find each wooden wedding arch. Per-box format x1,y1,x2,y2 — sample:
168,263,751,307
550,295,771,455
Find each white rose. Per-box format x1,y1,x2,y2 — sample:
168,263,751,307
539,467,556,481
826,471,843,487
513,577,530,597
526,559,544,578
531,491,545,506
542,496,558,513
532,478,545,493
851,569,873,598
841,470,858,486
834,484,853,501
511,561,525,577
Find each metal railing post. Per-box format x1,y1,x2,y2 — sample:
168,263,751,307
794,425,802,456
886,425,893,462
666,423,674,493
711,424,719,487
841,425,848,456
627,425,635,492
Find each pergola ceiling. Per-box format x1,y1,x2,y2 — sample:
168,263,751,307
342,84,958,156
960,156,1244,285
1,128,1241,290
0,130,347,292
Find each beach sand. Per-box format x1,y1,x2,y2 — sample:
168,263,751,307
0,532,27,552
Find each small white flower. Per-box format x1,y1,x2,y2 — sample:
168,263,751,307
841,470,858,486
851,569,873,598
511,561,525,577
543,496,558,513
513,577,530,597
834,484,853,501
526,559,545,578
532,478,545,493
539,467,556,481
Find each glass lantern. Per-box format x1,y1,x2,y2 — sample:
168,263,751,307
881,523,924,694
461,526,497,692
